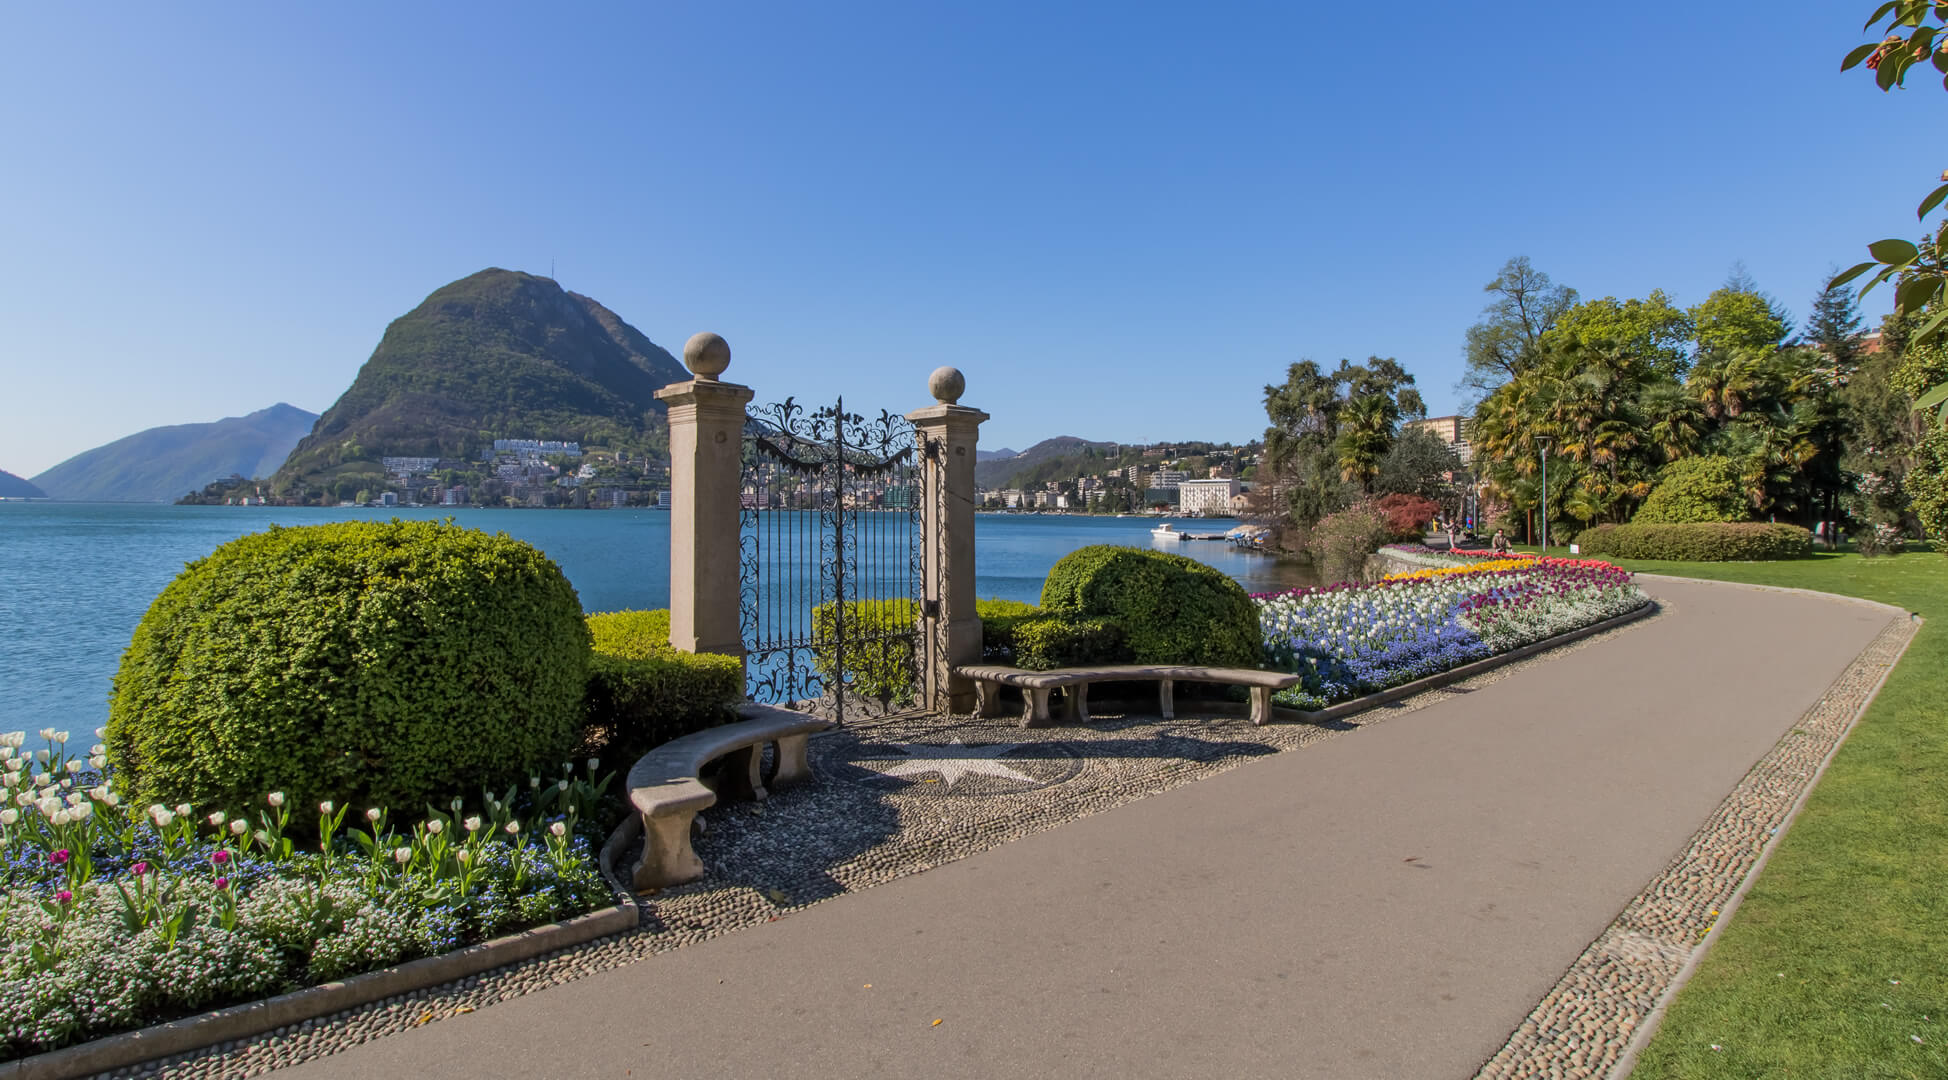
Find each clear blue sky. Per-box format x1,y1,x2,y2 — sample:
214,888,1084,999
0,2,1934,476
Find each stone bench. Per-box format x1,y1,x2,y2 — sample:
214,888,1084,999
953,664,1302,728
624,703,831,892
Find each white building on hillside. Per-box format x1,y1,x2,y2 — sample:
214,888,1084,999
1178,477,1241,515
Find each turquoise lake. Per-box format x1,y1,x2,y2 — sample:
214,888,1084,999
0,503,1316,736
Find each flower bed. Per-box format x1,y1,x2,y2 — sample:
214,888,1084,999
0,732,617,1061
1378,543,1539,569
1255,557,1647,709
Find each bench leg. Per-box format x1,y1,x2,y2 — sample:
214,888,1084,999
632,808,705,891
1024,687,1054,728
1072,682,1090,723
975,680,1005,719
716,744,768,802
772,734,812,788
1249,686,1273,727
1159,679,1174,720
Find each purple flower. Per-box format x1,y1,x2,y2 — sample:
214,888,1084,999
49,849,70,866
210,849,230,865
55,889,72,904
131,861,150,876
214,876,230,890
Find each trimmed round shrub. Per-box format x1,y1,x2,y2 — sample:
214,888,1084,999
1634,456,1747,524
585,609,742,761
106,520,591,818
1574,521,1811,561
1039,545,1260,668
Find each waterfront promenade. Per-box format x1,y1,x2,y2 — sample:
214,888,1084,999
270,576,1897,1080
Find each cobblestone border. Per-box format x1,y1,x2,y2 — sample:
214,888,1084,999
1469,597,1921,1080
51,603,1668,1080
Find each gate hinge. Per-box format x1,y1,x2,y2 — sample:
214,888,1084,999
924,439,942,462
923,599,941,619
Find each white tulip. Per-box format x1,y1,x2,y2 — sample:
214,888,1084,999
253,829,269,845
89,756,106,770
266,791,285,808
208,810,226,826
0,731,23,748
456,849,471,864
175,803,192,817
366,807,382,822
549,821,567,837
51,731,68,744
38,728,56,742
152,809,176,828
90,744,105,757
71,802,92,821
319,800,334,815
463,816,482,833
0,808,16,825
425,820,443,835
229,819,248,836
587,758,599,772
450,797,463,812
504,820,519,835
50,808,70,826
95,727,106,740
393,847,412,863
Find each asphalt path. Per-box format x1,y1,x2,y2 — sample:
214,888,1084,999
276,577,1893,1080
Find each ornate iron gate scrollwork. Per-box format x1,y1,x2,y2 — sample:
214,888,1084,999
740,397,931,724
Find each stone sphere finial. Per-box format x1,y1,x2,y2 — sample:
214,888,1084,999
683,333,731,380
928,366,966,405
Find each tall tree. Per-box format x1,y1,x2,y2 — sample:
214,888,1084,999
1546,290,1695,381
1805,273,1866,372
1459,256,1578,400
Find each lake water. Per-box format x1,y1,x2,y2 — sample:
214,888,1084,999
0,504,1315,736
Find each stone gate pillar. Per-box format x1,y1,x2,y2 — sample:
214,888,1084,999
656,333,754,665
907,367,988,715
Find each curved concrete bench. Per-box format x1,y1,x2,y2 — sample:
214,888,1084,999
954,664,1301,728
625,703,832,892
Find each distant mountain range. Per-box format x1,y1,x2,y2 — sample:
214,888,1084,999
976,447,1019,462
274,268,685,495
30,404,318,503
0,469,47,498
973,436,1121,488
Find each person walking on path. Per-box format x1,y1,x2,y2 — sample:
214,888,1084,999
1446,520,1459,551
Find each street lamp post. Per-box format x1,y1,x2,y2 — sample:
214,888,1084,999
1536,436,1553,551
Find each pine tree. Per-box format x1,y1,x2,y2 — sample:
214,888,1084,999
1806,273,1865,372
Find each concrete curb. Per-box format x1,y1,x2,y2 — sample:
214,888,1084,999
1603,607,1925,1080
3,841,644,1080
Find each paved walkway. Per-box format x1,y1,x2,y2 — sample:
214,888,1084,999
276,577,1893,1080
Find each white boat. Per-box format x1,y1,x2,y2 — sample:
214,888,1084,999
1150,522,1183,540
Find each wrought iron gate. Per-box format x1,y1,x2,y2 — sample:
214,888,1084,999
740,397,931,724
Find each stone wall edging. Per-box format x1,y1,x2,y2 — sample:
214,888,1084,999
2,841,643,1080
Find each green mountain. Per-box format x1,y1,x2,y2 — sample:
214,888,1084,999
0,469,47,498
974,436,1120,488
274,269,685,495
31,404,318,503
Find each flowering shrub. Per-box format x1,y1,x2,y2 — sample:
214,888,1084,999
1254,558,1647,708
0,731,615,1060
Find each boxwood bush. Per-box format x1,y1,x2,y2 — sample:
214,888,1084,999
1575,521,1812,561
1633,456,1747,524
106,520,590,819
584,609,742,760
977,597,1042,661
1039,545,1260,668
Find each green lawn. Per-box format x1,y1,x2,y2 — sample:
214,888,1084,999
1521,545,1947,1078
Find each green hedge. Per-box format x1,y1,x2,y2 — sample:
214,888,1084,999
1011,616,1129,670
106,520,590,818
977,598,1042,661
1575,521,1812,561
812,598,921,703
1039,545,1260,668
584,610,743,759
